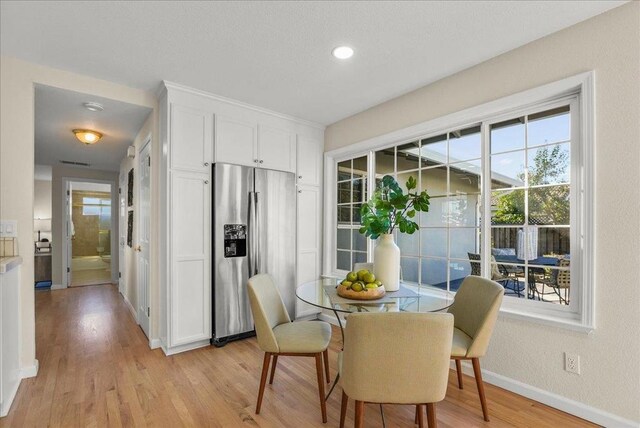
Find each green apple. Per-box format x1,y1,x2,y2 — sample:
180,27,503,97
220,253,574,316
365,283,377,289
341,280,352,287
346,271,358,282
363,272,376,283
351,282,364,292
357,269,369,281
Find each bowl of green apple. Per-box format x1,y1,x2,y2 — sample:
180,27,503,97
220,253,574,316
336,269,385,300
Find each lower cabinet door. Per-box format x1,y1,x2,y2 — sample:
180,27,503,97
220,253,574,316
170,171,211,345
296,186,322,318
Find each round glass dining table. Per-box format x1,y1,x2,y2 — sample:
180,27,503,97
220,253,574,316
297,277,454,314
296,277,455,400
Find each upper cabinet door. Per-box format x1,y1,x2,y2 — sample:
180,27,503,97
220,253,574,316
297,136,323,187
170,104,213,172
216,115,257,167
258,125,296,173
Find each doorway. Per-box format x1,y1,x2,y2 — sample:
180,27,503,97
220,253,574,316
66,180,115,287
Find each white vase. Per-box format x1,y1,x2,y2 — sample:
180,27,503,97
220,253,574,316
374,233,400,292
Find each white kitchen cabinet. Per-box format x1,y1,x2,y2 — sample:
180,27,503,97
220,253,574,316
296,186,322,319
170,104,213,172
258,124,296,173
297,135,323,187
159,81,324,352
215,115,257,167
216,119,296,173
170,171,211,347
1,259,22,417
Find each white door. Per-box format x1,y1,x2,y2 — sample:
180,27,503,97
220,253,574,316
137,141,151,337
118,174,127,295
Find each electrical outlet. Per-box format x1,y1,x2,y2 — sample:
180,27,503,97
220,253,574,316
0,220,18,238
565,352,580,374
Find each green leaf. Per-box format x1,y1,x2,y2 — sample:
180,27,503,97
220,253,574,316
406,176,417,190
407,209,415,218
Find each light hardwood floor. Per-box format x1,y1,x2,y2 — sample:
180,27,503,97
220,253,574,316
2,284,595,427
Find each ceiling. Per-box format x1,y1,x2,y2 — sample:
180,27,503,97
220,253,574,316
2,1,627,125
34,85,152,171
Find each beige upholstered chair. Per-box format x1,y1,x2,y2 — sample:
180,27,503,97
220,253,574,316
247,274,332,423
339,312,454,428
448,275,504,421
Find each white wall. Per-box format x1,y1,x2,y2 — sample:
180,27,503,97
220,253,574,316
51,166,119,286
0,56,157,371
325,2,639,423
33,179,52,242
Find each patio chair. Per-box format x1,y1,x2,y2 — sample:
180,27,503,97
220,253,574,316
468,253,520,295
491,256,524,297
535,258,570,304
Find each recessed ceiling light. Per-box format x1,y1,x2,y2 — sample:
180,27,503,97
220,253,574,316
332,46,354,60
83,102,104,112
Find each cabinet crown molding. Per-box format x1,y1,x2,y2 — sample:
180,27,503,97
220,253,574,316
160,81,326,131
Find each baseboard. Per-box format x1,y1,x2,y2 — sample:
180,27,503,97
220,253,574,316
50,283,66,290
457,361,638,428
161,339,210,356
294,313,321,321
121,292,137,322
149,338,162,349
20,359,39,378
0,378,20,417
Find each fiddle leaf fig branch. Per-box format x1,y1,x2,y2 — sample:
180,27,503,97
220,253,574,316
359,175,430,240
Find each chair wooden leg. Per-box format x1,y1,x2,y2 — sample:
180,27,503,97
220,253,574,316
415,405,419,424
426,403,437,428
314,353,327,423
340,391,348,428
268,355,278,384
256,352,271,414
354,400,365,428
471,358,490,422
323,349,330,383
455,359,464,389
416,404,424,427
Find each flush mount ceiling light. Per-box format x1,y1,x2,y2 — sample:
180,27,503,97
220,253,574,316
83,102,104,112
73,129,103,145
332,46,354,60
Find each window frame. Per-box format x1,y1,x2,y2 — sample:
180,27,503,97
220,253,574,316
323,72,595,332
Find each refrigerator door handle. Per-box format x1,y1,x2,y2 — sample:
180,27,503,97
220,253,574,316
254,191,261,274
248,191,257,277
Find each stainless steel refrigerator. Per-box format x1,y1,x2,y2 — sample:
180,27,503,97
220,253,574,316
212,163,296,346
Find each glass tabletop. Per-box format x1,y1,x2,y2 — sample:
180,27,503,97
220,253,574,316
296,278,454,314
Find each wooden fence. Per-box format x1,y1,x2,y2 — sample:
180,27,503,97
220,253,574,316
491,228,570,256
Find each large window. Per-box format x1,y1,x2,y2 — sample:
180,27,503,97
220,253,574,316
326,74,594,330
335,156,369,270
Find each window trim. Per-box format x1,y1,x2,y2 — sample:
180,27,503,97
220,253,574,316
323,72,595,332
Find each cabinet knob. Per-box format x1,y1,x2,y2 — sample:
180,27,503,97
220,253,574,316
254,159,259,163
204,162,209,167
259,160,264,164
298,190,302,193
204,180,209,184
298,175,302,179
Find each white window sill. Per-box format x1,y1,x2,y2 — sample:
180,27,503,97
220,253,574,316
499,306,594,334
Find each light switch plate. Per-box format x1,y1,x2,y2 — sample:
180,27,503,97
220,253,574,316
0,220,18,237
